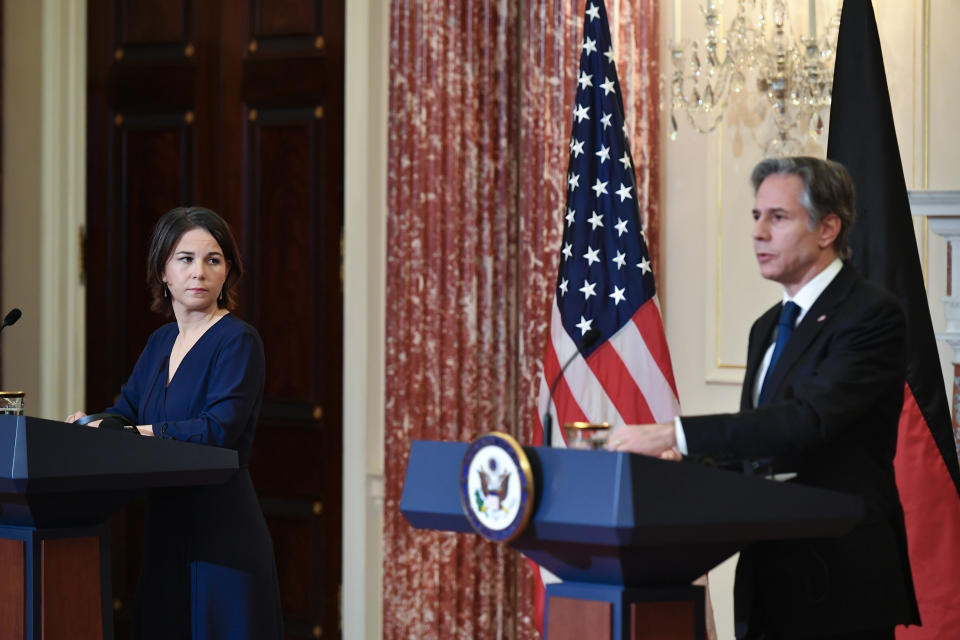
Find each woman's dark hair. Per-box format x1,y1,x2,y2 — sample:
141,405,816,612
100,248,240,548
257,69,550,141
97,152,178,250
147,206,243,316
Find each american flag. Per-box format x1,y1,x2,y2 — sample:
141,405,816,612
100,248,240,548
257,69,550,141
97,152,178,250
536,0,680,448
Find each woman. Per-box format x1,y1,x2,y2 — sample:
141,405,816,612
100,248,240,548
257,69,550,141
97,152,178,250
67,206,283,639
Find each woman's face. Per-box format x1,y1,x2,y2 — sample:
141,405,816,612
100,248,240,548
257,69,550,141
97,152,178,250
162,227,229,316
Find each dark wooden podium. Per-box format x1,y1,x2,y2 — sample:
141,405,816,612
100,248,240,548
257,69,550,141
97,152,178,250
401,440,864,640
0,414,238,640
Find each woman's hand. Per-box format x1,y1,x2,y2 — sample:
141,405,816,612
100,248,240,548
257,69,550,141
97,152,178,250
65,411,102,427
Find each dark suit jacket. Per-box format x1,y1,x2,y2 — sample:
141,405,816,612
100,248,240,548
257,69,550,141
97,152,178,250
682,263,920,638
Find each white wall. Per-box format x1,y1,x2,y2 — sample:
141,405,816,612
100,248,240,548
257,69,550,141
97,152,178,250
3,1,43,405
341,0,389,637
661,2,959,638
2,0,85,419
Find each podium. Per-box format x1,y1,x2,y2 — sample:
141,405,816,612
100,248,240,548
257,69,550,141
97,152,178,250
400,440,864,640
0,414,238,640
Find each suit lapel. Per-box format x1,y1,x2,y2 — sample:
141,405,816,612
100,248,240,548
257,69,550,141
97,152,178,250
741,305,780,410
760,263,859,403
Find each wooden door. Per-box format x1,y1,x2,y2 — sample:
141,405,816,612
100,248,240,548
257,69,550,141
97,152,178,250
85,1,344,638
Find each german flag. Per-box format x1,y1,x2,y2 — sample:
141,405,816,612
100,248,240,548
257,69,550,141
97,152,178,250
826,1,960,637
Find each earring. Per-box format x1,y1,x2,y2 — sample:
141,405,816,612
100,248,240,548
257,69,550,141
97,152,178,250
218,287,225,303
163,284,169,299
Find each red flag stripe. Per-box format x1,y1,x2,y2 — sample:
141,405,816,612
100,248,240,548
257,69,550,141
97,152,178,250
632,299,680,398
607,299,681,421
526,557,546,637
537,338,590,446
586,341,656,424
894,384,960,639
539,301,626,424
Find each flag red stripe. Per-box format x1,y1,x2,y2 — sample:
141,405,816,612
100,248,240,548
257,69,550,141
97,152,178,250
532,415,545,447
606,300,680,421
586,342,655,424
540,321,565,386
540,335,590,437
543,341,591,426
895,384,960,638
526,557,546,637
633,300,679,397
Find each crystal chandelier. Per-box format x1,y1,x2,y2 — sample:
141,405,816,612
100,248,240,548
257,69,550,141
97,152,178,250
666,0,841,156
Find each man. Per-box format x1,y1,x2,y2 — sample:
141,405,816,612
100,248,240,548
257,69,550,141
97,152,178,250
608,157,919,639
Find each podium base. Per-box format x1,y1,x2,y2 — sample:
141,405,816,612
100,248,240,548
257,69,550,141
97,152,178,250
0,525,113,640
545,582,705,640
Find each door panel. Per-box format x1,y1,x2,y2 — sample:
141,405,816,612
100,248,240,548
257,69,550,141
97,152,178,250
118,0,189,44
116,118,193,369
247,114,316,399
253,0,319,38
238,7,343,631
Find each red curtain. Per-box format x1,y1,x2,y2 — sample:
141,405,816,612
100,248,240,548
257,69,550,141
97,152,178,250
383,2,659,637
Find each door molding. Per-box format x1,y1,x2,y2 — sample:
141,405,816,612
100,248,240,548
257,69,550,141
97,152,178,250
342,0,388,636
1,0,85,418
39,0,87,419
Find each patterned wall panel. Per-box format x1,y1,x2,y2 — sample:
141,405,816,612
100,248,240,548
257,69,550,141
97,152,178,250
384,0,522,636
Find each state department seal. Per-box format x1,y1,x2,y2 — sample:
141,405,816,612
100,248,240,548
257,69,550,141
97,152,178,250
459,432,535,543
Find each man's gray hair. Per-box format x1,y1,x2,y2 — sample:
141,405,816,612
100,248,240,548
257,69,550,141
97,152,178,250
751,156,856,259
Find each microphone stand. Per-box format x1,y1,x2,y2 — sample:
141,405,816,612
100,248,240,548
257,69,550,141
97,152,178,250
542,328,600,447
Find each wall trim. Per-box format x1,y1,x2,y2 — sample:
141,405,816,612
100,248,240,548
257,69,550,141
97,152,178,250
2,0,85,417
342,0,388,636
39,0,86,419
909,190,960,218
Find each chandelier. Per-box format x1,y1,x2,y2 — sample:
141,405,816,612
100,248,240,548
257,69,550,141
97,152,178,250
666,0,841,156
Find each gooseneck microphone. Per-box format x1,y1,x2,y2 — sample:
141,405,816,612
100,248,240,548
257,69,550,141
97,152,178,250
0,308,21,333
542,327,601,447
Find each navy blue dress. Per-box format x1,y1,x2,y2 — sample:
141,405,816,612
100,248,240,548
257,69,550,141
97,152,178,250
106,313,283,639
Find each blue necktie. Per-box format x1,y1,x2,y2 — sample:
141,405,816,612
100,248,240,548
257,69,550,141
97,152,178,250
758,301,801,404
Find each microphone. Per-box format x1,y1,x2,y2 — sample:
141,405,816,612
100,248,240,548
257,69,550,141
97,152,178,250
543,328,601,447
0,308,21,333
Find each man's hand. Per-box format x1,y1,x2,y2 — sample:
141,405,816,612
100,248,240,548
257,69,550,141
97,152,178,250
606,423,679,460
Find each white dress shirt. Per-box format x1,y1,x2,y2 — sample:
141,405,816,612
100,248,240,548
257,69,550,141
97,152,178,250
674,258,844,455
